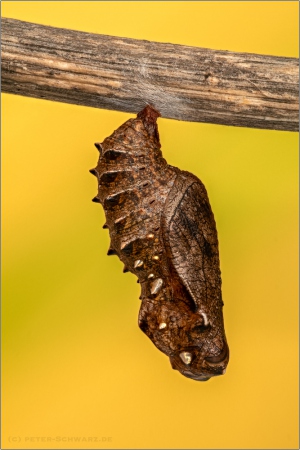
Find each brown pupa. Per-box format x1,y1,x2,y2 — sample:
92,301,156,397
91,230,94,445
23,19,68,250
90,105,229,381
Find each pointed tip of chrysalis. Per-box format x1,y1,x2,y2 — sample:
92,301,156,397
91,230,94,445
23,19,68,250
92,196,100,203
89,168,98,177
107,247,117,256
94,143,103,153
102,223,108,229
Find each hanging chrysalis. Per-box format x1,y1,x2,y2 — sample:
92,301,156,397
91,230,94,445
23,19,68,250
90,105,229,381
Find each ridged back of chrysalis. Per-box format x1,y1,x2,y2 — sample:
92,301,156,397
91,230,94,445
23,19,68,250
91,107,177,283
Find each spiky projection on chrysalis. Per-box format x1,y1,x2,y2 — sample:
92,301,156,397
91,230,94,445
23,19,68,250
90,105,229,381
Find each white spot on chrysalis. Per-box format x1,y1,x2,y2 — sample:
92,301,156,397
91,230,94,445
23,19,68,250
134,260,144,268
179,352,192,365
150,278,163,295
201,312,209,326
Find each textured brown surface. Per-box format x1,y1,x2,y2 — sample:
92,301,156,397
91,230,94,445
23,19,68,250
90,105,229,381
2,17,299,131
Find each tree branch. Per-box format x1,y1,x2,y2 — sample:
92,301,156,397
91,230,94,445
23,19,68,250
1,17,299,131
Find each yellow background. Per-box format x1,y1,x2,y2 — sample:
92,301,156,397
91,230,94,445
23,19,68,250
2,2,299,449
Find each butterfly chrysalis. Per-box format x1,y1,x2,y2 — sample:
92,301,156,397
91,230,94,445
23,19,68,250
90,106,229,381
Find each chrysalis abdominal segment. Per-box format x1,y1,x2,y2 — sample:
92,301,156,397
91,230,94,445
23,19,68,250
90,105,229,381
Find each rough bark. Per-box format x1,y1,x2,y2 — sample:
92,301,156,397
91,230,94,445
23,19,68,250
1,17,299,131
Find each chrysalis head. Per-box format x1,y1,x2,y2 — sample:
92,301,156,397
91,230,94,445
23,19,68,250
138,298,229,381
